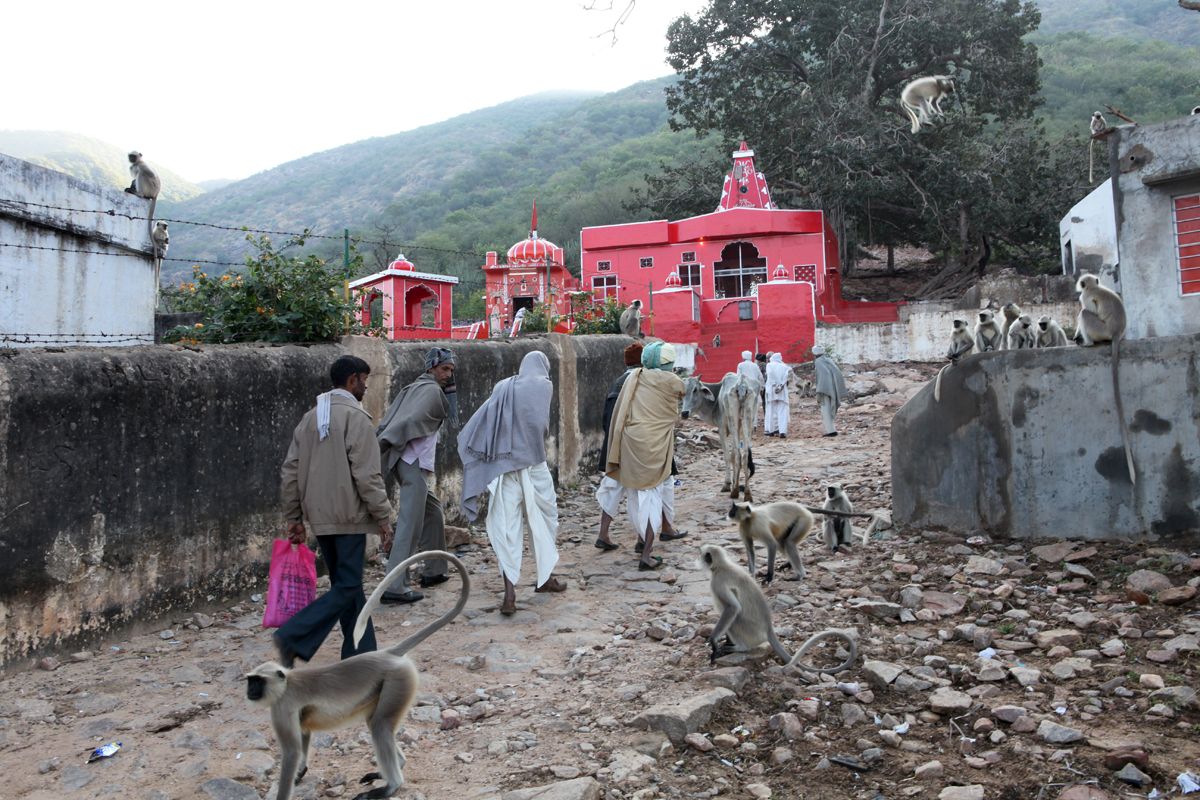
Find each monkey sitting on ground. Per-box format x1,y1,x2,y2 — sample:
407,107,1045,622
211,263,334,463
699,543,858,676
246,550,469,800
124,151,162,235
1035,316,1069,348
900,75,955,134
934,318,974,401
1008,314,1036,350
1000,303,1021,350
728,500,879,585
822,483,864,552
619,299,644,338
1076,273,1136,484
974,309,1002,353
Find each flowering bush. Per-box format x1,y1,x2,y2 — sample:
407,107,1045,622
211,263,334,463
569,295,627,335
161,233,382,344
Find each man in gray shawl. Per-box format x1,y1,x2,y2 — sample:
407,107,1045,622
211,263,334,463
812,345,847,437
458,350,564,616
375,347,458,604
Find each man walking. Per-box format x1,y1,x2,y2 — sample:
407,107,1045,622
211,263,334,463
275,355,394,666
764,352,793,438
459,351,565,615
375,347,458,604
812,345,847,437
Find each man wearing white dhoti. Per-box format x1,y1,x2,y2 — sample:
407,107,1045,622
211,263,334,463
812,345,847,437
764,352,793,438
459,351,564,616
605,342,686,571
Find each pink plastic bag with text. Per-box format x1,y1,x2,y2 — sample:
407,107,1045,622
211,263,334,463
263,539,317,628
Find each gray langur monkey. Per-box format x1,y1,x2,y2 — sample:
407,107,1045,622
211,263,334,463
699,543,858,676
151,221,169,307
1089,111,1107,183
124,151,162,236
1008,314,1036,350
619,299,644,338
900,76,956,134
974,309,1003,353
934,318,975,401
822,483,863,551
712,334,721,348
1000,303,1021,350
246,551,469,800
1076,274,1136,484
728,500,878,585
1036,316,1069,348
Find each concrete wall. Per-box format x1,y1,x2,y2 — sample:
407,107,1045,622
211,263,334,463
892,332,1200,543
818,301,1079,363
1111,115,1200,340
0,153,157,346
0,333,631,667
1059,178,1119,289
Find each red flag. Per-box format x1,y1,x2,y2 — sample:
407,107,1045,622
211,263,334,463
531,202,538,234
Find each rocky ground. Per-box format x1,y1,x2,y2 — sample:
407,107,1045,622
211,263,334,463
3,362,1199,800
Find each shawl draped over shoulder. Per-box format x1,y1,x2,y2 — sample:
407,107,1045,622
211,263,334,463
604,367,684,491
814,355,848,410
457,351,554,520
376,373,449,473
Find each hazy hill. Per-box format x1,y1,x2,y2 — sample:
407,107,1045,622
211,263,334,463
0,130,205,202
1037,0,1200,45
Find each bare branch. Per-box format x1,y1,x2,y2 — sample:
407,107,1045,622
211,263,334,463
583,0,637,46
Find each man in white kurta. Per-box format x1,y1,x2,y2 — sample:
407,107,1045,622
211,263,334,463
764,352,793,437
736,351,762,431
459,351,564,615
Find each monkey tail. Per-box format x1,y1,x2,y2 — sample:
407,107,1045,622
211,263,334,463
766,628,793,665
859,513,881,547
802,506,876,520
147,197,157,239
933,363,953,402
1112,338,1136,485
785,629,858,674
902,102,921,134
353,550,470,653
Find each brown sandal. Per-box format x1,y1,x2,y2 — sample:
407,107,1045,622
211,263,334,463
500,598,517,616
535,578,567,593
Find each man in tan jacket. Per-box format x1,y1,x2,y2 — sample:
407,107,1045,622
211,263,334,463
275,355,394,666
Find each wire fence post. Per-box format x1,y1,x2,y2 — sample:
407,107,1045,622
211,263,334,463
343,229,351,334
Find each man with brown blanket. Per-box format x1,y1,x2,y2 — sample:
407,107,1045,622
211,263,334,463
375,347,458,604
458,350,565,615
605,342,685,571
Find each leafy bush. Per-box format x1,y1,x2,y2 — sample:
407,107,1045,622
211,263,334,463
161,232,381,344
569,295,628,335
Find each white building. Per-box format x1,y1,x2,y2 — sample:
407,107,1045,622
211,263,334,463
1059,177,1119,291
0,153,157,347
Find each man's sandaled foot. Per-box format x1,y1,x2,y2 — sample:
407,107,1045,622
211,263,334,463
594,538,619,551
420,574,449,588
380,591,424,605
660,530,689,541
638,556,664,572
500,597,517,616
535,578,567,593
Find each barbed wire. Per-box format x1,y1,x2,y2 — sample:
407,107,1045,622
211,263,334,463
0,332,155,345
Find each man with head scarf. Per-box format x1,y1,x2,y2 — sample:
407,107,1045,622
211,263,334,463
275,355,393,667
764,352,794,438
736,350,758,381
459,351,563,615
594,341,642,550
375,347,458,604
812,345,847,437
606,342,686,571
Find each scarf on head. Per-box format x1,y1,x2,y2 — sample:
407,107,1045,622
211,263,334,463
814,354,848,409
376,373,449,473
316,388,358,441
766,352,791,394
457,351,554,520
605,365,685,491
624,341,645,366
424,347,459,426
641,341,676,371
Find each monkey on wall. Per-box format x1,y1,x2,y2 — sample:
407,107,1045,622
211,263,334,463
619,299,644,338
699,543,858,676
999,303,1021,350
728,499,878,585
934,318,974,401
150,221,169,307
246,551,468,800
900,76,955,134
1008,314,1036,350
125,151,162,236
974,310,1003,353
1076,273,1136,484
1036,316,1069,348
1089,111,1107,183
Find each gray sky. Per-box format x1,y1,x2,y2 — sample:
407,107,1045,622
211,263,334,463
5,0,703,182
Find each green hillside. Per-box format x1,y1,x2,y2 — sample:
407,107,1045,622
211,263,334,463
1037,0,1200,45
0,130,205,202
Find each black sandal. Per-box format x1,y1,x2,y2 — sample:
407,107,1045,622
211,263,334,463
635,539,644,553
660,530,689,541
594,538,620,551
638,556,664,571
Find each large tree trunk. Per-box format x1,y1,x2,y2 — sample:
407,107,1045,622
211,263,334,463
887,243,896,276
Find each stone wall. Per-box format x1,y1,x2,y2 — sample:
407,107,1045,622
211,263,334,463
891,332,1200,543
0,333,631,667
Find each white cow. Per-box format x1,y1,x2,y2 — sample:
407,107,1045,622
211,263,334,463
681,373,761,501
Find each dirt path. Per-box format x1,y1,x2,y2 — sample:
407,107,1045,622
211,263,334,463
3,363,1198,800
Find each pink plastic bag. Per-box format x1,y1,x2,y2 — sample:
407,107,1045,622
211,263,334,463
263,539,317,628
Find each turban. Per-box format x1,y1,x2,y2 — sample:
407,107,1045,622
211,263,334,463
811,345,826,356
624,341,645,366
424,347,459,425
641,341,676,371
741,350,753,361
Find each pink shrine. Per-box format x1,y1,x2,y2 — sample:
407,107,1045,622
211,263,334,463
481,209,581,335
580,142,902,379
350,254,459,339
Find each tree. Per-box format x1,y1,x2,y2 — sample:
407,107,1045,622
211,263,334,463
652,0,1090,296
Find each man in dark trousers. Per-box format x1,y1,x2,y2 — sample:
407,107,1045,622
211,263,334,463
275,355,394,667
375,347,458,604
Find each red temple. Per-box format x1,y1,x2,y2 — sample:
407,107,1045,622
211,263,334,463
482,209,581,335
351,254,459,339
580,142,901,379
